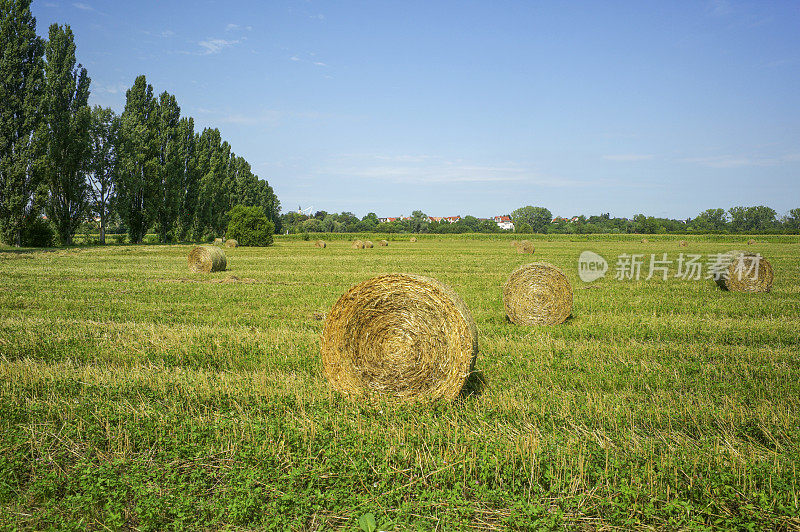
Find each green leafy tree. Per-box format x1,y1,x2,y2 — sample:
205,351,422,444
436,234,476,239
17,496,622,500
226,204,274,246
785,208,800,232
41,23,92,245
510,206,552,233
0,0,46,246
116,75,158,243
175,117,197,241
694,208,728,231
87,106,119,244
153,91,182,242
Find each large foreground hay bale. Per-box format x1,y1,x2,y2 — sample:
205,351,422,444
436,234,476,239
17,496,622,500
188,246,227,273
363,240,374,248
321,273,478,402
715,251,773,292
351,240,364,249
224,239,238,248
410,237,417,242
514,240,535,254
503,262,573,325
213,237,223,245
314,240,326,248
379,240,389,246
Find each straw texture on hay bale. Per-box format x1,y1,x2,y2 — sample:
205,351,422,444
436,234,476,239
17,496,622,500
213,237,223,245
514,240,535,254
321,273,478,402
224,239,238,248
351,240,364,249
410,237,417,242
363,240,374,248
314,240,326,248
715,250,773,292
503,262,573,326
379,240,389,246
188,246,227,273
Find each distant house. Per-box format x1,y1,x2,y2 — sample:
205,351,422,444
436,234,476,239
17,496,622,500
378,217,400,223
444,216,461,223
494,215,514,231
428,216,443,223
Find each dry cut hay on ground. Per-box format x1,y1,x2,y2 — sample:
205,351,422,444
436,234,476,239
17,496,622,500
503,262,573,326
321,273,478,402
187,246,226,273
379,240,389,246
224,239,238,248
363,240,374,248
641,238,649,244
213,237,223,245
748,238,756,245
513,240,535,254
351,240,364,249
679,240,687,247
410,237,417,242
314,240,326,248
715,250,773,292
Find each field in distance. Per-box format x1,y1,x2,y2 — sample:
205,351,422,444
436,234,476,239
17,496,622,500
1,235,798,530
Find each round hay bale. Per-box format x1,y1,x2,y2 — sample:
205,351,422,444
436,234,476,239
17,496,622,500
410,237,417,242
188,246,226,273
363,240,374,248
715,250,773,292
224,239,238,248
503,262,573,326
679,240,687,247
379,240,389,247
314,240,326,248
351,240,364,249
747,238,756,245
321,273,478,402
515,240,535,254
213,237,223,245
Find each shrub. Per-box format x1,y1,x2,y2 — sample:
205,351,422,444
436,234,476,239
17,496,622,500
226,205,274,247
21,217,56,247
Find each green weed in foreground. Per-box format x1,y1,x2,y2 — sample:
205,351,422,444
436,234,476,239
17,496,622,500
0,236,799,530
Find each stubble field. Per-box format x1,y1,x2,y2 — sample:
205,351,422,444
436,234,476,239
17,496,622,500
1,235,799,530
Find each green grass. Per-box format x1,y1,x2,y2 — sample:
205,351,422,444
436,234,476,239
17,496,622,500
1,236,798,530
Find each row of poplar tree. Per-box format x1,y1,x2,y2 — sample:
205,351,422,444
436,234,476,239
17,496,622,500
0,0,280,246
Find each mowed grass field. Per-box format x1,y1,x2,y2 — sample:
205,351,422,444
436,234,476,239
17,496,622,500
1,235,799,530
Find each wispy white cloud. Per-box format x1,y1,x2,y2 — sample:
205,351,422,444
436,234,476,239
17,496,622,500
72,2,93,11
95,82,129,95
602,154,654,162
161,30,175,37
225,23,239,31
290,56,301,61
44,2,58,7
680,153,800,168
313,61,327,67
326,154,596,186
197,38,240,55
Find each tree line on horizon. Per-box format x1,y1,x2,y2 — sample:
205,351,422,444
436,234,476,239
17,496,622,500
281,205,800,235
0,0,280,247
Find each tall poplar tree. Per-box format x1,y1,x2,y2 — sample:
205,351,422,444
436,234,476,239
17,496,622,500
0,0,45,246
87,106,119,244
154,91,181,242
116,75,158,243
41,23,91,245
175,116,198,241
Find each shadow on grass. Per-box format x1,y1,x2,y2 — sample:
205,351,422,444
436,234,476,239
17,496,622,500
458,370,487,401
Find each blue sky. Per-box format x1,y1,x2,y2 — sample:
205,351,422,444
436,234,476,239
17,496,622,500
32,0,800,219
